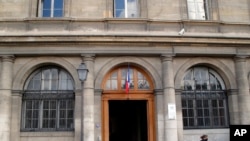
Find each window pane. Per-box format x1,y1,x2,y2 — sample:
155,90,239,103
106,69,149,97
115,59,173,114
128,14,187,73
67,119,74,128
106,80,111,89
43,110,49,118
188,100,193,108
189,118,194,126
138,72,150,89
54,10,63,17
68,100,74,109
205,118,210,126
50,119,56,128
60,119,66,128
33,119,39,128
54,0,63,9
68,110,74,118
60,100,66,109
25,119,31,128
67,79,73,90
198,118,204,126
127,0,138,18
111,80,118,90
188,109,194,117
26,101,32,109
50,110,56,118
43,0,52,9
115,0,125,18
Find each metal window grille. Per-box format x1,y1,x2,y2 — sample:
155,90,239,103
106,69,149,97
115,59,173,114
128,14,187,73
22,91,75,131
181,67,229,129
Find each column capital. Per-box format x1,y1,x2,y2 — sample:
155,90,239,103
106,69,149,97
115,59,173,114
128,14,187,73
94,89,103,96
161,54,175,62
227,89,238,96
234,55,249,62
1,55,15,63
175,89,183,95
81,54,95,62
154,89,163,95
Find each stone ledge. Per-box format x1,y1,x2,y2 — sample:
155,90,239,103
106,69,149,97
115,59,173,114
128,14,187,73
20,131,74,137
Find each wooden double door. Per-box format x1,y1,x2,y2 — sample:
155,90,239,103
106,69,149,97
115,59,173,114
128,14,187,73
102,94,155,141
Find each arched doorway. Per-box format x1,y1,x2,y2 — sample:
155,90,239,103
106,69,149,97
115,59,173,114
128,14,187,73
102,65,155,141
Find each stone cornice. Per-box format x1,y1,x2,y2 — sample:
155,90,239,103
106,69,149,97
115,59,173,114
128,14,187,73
0,34,250,44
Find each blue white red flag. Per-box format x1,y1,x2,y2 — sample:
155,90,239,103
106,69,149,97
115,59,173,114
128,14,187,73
125,66,130,93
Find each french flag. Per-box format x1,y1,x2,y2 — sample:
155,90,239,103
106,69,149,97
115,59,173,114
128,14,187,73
125,66,130,93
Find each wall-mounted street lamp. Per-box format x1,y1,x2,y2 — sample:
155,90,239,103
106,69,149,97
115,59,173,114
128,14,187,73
77,63,89,82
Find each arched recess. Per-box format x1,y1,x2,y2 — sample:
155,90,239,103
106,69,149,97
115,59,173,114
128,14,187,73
95,56,162,90
174,57,236,90
12,57,81,91
99,58,157,141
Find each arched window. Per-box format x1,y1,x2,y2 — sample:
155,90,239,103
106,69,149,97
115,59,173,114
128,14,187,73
181,66,229,129
103,66,153,93
21,66,74,131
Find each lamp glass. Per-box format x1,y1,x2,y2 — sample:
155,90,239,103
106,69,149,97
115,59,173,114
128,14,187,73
77,63,88,81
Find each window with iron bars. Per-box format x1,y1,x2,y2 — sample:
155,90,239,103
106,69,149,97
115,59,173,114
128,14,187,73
181,66,229,129
21,67,75,131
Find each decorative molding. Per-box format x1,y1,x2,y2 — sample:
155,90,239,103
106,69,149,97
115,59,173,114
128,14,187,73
0,55,15,63
175,89,183,95
81,54,96,62
154,89,163,95
227,89,238,96
161,54,175,62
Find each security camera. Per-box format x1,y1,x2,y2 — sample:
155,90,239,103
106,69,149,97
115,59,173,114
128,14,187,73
178,28,185,35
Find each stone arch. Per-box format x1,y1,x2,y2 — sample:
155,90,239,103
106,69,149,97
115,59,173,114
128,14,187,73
95,56,162,90
175,57,236,90
12,57,81,91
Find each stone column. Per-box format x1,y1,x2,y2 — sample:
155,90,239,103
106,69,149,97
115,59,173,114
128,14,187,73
235,56,250,124
154,89,164,141
94,89,103,141
175,89,183,141
227,89,240,125
0,55,15,141
74,90,82,141
161,55,178,141
82,54,95,141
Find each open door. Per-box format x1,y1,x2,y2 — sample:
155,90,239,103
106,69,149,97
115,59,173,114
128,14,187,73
101,66,155,141
102,94,155,141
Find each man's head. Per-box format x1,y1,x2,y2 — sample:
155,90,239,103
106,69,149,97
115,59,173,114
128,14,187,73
201,135,208,140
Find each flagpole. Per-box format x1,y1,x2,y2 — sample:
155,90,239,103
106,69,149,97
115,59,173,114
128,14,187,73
126,62,130,94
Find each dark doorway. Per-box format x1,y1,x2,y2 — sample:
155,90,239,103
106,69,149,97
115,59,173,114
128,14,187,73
109,100,148,141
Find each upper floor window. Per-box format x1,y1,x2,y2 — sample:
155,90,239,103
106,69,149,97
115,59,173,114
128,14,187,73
39,0,64,17
181,66,229,129
21,66,74,131
114,0,139,18
187,0,209,20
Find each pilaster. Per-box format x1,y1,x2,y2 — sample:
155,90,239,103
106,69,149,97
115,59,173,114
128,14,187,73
81,54,95,141
94,89,103,141
154,89,164,141
0,55,15,141
234,56,250,124
175,89,183,141
161,54,178,141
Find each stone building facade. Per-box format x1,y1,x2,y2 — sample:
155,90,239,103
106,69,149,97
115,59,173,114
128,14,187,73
0,0,250,141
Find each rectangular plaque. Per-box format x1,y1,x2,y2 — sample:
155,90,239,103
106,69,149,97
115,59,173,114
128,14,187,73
168,103,176,120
